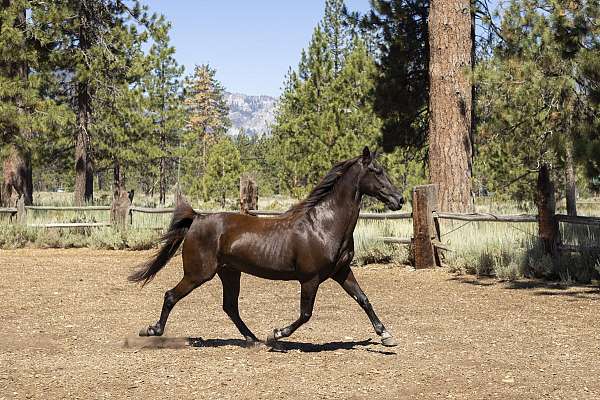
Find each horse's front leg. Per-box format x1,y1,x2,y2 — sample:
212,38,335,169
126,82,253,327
267,276,319,343
333,266,397,347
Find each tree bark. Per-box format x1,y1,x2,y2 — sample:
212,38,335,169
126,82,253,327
159,155,166,205
74,82,91,205
428,0,473,212
110,158,130,227
113,158,124,196
536,164,559,258
565,139,577,216
74,10,93,205
239,174,258,214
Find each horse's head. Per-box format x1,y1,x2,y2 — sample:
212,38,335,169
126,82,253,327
358,146,405,211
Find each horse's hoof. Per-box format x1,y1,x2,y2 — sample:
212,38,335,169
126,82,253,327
139,326,160,337
266,330,278,344
381,336,398,347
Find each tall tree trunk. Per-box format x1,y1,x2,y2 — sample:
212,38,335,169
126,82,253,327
159,85,167,205
1,2,33,205
159,155,166,205
113,158,124,198
428,0,473,212
97,170,104,191
74,81,91,205
85,155,94,202
565,139,577,216
74,10,93,205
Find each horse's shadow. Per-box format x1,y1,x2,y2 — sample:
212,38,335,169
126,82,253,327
188,337,396,355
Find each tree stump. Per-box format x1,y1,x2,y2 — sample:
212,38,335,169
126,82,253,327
412,184,441,269
16,195,26,225
111,189,131,227
240,175,258,214
536,164,559,257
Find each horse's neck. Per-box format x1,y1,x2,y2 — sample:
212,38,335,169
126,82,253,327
312,168,362,239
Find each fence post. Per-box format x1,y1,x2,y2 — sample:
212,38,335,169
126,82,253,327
110,189,131,228
240,174,258,214
536,164,559,257
16,196,26,225
412,184,440,269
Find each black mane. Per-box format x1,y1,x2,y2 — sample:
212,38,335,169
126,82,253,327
284,157,359,215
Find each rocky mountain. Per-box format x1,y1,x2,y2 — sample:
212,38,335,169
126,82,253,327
225,92,277,137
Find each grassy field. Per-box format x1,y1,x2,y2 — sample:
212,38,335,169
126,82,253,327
2,192,599,283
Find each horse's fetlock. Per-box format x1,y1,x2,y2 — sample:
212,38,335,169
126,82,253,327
301,311,312,321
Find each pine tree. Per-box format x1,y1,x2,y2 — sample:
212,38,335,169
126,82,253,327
353,0,430,150
181,64,230,199
475,0,599,205
0,0,71,205
47,0,153,204
323,0,350,75
0,0,32,205
271,1,383,196
91,9,157,199
204,136,242,207
142,17,184,204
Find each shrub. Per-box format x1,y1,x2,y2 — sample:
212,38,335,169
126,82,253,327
89,228,127,250
0,225,37,248
125,229,159,250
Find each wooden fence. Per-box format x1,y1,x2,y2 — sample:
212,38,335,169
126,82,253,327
1,178,599,269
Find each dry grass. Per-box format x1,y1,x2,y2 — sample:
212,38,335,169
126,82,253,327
3,193,600,282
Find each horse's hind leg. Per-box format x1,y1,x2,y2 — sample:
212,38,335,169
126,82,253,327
218,269,259,344
333,267,397,347
139,275,201,336
140,241,217,337
267,276,320,343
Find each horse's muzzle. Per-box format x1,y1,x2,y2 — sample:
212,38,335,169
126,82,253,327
386,193,404,211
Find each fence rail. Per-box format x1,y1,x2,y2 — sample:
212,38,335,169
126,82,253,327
556,214,600,226
128,206,412,220
25,205,111,211
3,182,600,269
1,203,414,229
434,212,537,223
27,222,112,228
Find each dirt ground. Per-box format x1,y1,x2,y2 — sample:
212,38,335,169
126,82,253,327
1,249,600,399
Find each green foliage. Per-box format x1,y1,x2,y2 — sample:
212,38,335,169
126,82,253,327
203,136,242,206
352,0,430,150
0,1,72,169
233,132,278,196
271,0,383,196
180,64,230,200
138,17,185,202
474,0,600,200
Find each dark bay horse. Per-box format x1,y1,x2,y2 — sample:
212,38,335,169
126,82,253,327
129,146,405,347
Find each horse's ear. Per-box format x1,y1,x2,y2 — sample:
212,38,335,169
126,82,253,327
362,146,372,165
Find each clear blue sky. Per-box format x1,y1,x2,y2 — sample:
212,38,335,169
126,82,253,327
144,1,372,96
143,1,503,97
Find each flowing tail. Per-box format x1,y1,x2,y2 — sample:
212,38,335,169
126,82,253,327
128,201,198,286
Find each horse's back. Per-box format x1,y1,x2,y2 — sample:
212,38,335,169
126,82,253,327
183,212,300,279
